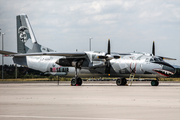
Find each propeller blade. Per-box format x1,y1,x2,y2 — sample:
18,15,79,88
159,56,176,60
105,61,110,74
151,41,176,60
107,39,110,54
152,41,155,55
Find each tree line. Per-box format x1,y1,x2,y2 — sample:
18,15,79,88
0,64,46,79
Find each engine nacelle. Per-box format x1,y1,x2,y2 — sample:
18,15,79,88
56,58,73,67
56,58,84,68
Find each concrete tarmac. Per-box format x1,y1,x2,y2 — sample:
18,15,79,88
0,81,180,120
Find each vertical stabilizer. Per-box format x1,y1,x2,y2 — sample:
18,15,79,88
16,14,54,53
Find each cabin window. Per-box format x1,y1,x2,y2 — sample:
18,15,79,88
154,58,159,62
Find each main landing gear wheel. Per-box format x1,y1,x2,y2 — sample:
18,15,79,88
151,80,159,86
71,77,82,86
71,61,83,86
76,77,82,86
116,78,127,86
71,78,76,86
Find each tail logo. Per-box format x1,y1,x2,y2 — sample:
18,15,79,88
18,26,28,43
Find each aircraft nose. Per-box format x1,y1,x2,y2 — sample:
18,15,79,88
153,62,176,77
162,65,176,75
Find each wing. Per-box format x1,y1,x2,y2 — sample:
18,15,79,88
0,50,86,57
7,52,86,57
0,50,17,55
13,52,86,57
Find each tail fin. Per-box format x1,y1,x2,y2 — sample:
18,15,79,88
16,14,54,53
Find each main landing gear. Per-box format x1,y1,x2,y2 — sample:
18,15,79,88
71,77,82,86
116,78,127,86
71,65,82,86
151,78,159,86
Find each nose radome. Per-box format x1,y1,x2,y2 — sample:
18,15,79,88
153,62,176,77
163,65,176,75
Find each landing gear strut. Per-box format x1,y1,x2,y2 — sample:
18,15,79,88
151,78,159,86
116,78,127,86
71,65,82,86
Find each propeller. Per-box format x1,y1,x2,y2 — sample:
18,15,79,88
152,41,176,60
105,39,111,75
98,39,120,59
97,39,121,75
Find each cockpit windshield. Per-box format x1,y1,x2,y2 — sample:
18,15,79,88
150,57,163,62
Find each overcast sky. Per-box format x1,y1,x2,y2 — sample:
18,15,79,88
0,0,180,65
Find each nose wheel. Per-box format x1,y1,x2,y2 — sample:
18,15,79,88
151,78,159,86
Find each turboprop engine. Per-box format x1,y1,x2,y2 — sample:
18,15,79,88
56,58,84,68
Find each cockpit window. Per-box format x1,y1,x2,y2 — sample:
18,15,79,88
150,57,163,62
150,58,154,62
159,58,163,61
154,58,159,62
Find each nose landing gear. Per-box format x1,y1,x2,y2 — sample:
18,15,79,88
151,78,159,86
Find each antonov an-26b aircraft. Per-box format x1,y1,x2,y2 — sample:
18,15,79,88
0,14,176,86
